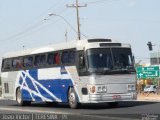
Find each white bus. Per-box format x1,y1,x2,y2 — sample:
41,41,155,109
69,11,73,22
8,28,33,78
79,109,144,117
1,38,137,108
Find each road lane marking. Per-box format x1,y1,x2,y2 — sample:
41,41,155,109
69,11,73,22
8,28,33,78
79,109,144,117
83,114,140,120
0,107,66,115
0,107,140,120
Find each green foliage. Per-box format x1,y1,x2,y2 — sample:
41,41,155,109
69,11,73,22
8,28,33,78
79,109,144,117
152,78,159,85
134,64,142,68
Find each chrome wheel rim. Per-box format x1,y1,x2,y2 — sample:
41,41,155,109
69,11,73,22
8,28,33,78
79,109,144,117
69,92,75,105
17,90,21,104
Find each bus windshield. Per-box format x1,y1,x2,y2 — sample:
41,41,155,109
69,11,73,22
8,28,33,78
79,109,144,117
87,48,135,74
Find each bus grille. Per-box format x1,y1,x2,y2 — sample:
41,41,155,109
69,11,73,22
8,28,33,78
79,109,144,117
107,84,127,94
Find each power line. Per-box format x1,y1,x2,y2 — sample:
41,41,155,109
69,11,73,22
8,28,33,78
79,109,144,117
0,20,44,42
0,0,88,43
1,8,72,43
47,13,88,39
0,1,63,39
0,1,68,43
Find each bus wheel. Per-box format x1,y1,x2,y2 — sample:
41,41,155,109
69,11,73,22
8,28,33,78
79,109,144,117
16,88,31,106
68,88,79,109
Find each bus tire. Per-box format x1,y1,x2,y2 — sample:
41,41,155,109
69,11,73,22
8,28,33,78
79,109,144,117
16,88,31,106
68,88,79,109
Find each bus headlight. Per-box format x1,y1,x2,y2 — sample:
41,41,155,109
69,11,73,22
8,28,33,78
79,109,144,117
88,85,107,93
127,84,135,91
89,85,96,93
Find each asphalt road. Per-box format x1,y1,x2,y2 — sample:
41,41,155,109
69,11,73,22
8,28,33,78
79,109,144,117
0,100,160,120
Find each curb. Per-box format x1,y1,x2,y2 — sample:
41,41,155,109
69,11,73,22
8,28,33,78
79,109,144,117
137,97,160,102
137,99,160,102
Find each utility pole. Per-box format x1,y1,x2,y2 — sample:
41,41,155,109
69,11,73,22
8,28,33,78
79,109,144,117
67,0,87,40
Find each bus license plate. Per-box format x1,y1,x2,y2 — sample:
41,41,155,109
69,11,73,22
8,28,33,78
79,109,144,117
112,95,121,99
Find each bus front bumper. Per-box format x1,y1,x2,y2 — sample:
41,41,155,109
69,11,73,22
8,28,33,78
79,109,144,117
81,92,137,103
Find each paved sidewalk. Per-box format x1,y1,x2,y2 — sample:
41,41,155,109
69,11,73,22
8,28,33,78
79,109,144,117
137,93,160,102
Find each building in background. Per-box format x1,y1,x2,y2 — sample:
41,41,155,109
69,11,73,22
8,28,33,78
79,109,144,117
150,52,160,65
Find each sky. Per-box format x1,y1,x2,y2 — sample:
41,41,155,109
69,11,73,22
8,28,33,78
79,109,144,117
0,0,160,66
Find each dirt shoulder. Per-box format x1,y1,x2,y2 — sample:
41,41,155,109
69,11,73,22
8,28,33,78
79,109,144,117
137,93,160,101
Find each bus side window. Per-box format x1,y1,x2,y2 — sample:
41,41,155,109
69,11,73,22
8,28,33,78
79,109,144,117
12,57,23,69
61,50,75,64
55,53,60,64
68,51,75,64
41,55,46,65
61,51,69,64
23,56,33,67
47,53,54,65
34,54,46,67
79,54,85,67
47,52,60,65
2,59,12,70
34,55,40,66
79,53,86,72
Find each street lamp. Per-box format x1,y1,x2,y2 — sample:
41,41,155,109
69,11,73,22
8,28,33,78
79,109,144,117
47,13,78,39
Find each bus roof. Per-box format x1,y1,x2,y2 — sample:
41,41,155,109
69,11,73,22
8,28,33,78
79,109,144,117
2,38,131,59
2,40,77,58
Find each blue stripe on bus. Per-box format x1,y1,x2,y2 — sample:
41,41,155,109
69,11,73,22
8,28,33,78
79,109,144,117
20,68,74,102
19,77,23,85
22,89,32,101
